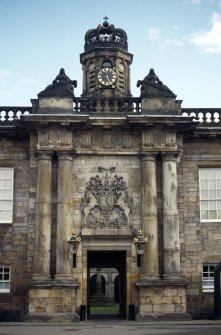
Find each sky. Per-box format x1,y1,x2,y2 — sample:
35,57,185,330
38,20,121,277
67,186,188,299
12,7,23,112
0,0,221,108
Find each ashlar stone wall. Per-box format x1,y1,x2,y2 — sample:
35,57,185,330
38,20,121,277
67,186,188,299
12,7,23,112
0,137,30,310
181,137,221,317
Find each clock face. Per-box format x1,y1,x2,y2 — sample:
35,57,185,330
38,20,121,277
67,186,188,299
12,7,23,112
98,68,116,86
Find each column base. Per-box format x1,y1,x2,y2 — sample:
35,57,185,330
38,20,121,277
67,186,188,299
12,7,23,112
136,312,192,321
27,283,79,319
135,277,189,320
140,274,160,280
32,274,52,284
162,273,184,281
24,312,80,322
54,274,76,285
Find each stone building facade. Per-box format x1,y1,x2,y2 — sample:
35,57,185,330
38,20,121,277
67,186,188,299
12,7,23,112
0,18,221,321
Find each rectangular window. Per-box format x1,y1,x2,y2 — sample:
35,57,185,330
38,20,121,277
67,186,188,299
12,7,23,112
202,264,215,292
0,266,11,293
199,168,221,222
0,167,14,223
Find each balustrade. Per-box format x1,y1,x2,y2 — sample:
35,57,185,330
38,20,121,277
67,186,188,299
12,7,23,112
73,97,141,114
0,107,31,122
1,105,221,125
182,108,221,124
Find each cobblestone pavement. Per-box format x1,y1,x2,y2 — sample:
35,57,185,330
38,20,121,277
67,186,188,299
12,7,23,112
1,321,221,335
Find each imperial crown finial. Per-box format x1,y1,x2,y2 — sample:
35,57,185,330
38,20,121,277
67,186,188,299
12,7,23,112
84,19,128,51
103,15,109,27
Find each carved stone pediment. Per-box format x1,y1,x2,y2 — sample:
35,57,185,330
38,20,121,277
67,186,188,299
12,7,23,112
81,167,131,227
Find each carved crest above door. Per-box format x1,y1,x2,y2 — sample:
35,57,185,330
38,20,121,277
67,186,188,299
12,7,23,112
81,167,131,227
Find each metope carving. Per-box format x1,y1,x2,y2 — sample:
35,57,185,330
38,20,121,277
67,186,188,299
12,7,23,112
38,129,73,149
81,167,131,227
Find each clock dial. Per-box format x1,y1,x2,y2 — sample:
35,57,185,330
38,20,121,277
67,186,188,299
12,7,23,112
98,68,116,86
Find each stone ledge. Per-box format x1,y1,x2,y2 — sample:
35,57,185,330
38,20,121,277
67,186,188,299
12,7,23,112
24,312,80,322
135,277,189,287
136,312,192,321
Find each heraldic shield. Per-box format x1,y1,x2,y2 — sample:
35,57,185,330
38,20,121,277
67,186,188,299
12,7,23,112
81,167,131,227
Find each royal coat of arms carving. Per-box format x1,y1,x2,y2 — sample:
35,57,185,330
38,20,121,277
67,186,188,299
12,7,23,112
81,167,131,227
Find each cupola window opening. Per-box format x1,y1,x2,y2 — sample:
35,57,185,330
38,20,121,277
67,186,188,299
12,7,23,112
102,60,112,68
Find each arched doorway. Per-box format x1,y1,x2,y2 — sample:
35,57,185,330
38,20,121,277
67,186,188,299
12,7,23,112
87,250,126,319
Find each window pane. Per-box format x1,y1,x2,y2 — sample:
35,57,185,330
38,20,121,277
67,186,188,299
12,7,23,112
201,180,208,189
5,180,12,188
4,201,12,210
200,170,207,178
0,180,4,188
4,274,9,280
4,169,13,178
4,211,12,220
209,210,217,219
201,190,208,199
208,180,216,188
208,190,216,198
208,201,216,210
201,201,208,209
217,190,221,198
207,169,215,178
4,190,12,198
201,210,208,220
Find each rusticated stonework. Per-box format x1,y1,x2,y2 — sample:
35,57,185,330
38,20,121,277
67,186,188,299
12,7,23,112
81,167,131,227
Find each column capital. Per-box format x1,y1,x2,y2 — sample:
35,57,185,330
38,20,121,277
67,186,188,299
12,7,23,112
140,152,159,162
161,151,180,162
35,150,54,160
56,151,75,161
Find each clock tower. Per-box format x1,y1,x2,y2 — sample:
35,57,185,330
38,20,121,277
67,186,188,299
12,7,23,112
80,16,133,98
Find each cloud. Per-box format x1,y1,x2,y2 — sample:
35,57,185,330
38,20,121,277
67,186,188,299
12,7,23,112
148,27,160,41
147,25,184,48
191,0,201,4
0,69,13,82
162,38,184,48
189,13,221,54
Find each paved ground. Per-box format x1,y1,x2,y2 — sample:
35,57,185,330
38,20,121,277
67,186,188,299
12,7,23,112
1,320,221,335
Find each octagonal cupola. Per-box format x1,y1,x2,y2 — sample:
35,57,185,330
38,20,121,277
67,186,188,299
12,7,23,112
80,17,133,98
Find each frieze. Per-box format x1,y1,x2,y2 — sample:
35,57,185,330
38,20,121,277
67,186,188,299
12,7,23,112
142,132,177,150
81,167,131,227
38,129,73,149
74,132,141,150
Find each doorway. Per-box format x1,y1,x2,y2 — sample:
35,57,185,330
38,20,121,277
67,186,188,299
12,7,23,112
87,250,127,319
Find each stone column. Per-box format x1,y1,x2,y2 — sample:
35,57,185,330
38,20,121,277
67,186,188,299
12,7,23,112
96,269,102,295
55,152,73,281
33,151,53,282
141,154,159,278
162,153,180,278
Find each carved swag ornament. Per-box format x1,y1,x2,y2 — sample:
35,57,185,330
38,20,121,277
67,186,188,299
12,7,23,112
81,167,131,227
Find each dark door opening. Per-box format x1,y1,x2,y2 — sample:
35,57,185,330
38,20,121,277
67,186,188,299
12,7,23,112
87,250,126,320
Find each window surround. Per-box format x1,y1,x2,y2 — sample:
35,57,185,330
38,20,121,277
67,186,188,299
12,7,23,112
0,167,14,224
0,265,11,293
199,167,221,222
202,264,215,293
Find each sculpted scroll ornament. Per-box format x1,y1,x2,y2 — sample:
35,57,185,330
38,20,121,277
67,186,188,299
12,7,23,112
81,168,131,227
